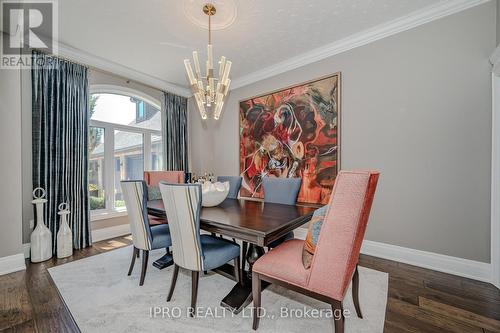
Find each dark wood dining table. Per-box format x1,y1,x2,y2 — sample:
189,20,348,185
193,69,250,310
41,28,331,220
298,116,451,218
147,198,316,313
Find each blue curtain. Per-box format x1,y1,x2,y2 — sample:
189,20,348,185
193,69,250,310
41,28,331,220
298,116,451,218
32,50,91,251
161,92,188,171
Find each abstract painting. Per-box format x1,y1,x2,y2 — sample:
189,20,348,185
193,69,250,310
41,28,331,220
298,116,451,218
239,73,340,204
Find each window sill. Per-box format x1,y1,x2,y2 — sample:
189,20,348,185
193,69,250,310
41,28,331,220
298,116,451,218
91,210,128,222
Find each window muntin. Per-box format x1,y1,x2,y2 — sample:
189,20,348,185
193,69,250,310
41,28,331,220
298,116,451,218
89,92,161,218
113,130,144,209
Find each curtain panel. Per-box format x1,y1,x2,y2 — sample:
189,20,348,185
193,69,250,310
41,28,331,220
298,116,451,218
32,50,91,251
161,92,189,171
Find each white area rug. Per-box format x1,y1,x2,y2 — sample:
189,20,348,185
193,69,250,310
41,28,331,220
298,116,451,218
48,246,388,332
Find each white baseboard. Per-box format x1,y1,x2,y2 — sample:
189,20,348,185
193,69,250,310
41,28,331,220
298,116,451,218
360,240,492,283
293,226,309,240
23,243,30,258
23,224,132,258
0,253,26,276
293,227,492,284
22,224,131,259
23,224,495,284
92,224,131,243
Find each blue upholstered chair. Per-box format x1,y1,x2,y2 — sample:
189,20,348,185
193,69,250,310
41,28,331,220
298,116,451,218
262,177,302,248
217,176,242,199
158,182,240,316
121,180,172,286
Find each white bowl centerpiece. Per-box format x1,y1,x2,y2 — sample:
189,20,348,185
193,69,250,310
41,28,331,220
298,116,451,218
201,181,230,207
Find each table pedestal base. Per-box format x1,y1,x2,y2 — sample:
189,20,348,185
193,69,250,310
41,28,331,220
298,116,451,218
220,277,269,314
152,253,174,269
220,243,267,314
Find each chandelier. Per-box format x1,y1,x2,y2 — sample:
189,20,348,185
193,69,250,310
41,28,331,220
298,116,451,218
184,3,232,120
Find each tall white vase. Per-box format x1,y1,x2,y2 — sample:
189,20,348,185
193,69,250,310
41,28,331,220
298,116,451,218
57,203,73,258
30,187,53,263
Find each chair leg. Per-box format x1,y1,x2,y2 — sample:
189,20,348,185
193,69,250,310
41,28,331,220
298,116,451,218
331,300,344,333
167,264,179,302
139,250,149,286
190,271,200,317
252,272,261,330
233,257,240,283
241,241,248,276
136,249,140,258
352,265,363,318
128,247,138,276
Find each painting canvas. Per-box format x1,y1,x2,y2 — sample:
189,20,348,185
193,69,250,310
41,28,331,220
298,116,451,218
239,73,340,204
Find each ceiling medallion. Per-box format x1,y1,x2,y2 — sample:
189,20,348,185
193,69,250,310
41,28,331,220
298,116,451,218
183,0,237,31
184,3,232,120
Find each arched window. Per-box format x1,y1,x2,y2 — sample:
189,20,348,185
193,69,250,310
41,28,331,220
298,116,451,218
88,87,162,217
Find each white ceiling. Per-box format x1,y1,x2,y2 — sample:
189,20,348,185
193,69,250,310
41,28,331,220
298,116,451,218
58,0,444,89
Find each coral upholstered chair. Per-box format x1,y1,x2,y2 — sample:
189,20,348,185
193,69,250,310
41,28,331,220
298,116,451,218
251,170,380,332
144,171,185,225
144,171,185,186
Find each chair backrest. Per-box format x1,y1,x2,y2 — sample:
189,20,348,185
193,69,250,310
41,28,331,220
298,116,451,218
120,180,153,250
144,171,185,186
262,177,302,205
307,170,379,300
217,176,242,199
158,182,204,271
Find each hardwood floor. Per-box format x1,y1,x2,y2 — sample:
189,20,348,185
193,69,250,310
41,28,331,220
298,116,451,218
0,237,132,333
1,236,499,332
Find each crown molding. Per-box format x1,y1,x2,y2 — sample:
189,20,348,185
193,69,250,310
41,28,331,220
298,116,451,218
57,42,192,97
231,0,491,90
47,0,490,96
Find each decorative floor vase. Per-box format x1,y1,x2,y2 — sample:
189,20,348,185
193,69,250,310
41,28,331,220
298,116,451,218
30,187,53,263
57,203,73,258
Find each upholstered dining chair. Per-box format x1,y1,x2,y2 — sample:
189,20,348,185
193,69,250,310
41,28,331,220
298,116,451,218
262,177,302,248
144,171,185,225
158,182,241,317
144,170,185,186
121,180,172,286
252,170,380,333
217,175,242,199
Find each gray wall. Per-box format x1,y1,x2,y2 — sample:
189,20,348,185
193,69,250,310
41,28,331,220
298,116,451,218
497,0,500,44
88,69,163,103
190,2,496,262
0,55,24,257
